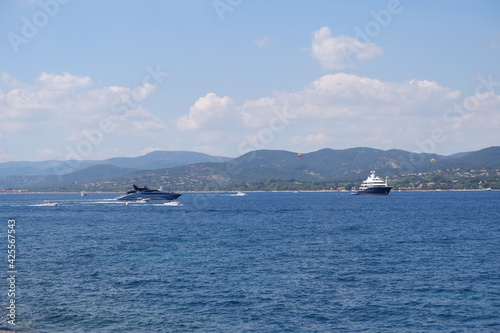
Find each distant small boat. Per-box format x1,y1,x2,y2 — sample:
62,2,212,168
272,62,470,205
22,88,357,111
135,197,150,203
80,191,87,196
163,201,182,206
32,201,58,207
231,191,247,196
484,188,492,191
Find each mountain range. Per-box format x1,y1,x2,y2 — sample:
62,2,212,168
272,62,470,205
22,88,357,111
0,151,230,177
0,146,498,191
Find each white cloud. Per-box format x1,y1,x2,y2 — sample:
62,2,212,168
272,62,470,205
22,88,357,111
140,147,165,155
0,72,168,161
35,148,61,161
291,133,329,146
298,74,460,115
174,73,481,155
3,70,497,161
284,74,468,152
1,72,24,88
240,97,279,128
36,71,92,90
310,27,383,70
175,93,237,130
440,91,500,151
254,36,271,48
0,133,8,161
0,72,165,135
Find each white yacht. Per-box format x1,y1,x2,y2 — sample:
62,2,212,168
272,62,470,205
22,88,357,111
353,171,392,195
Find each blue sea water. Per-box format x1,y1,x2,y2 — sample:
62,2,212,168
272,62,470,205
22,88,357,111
1,191,499,332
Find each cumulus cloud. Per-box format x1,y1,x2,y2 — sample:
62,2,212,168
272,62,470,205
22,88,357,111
310,27,383,70
174,73,488,155
0,72,165,135
176,93,237,130
297,74,460,116
36,71,92,90
439,91,500,151
0,71,168,161
240,97,279,128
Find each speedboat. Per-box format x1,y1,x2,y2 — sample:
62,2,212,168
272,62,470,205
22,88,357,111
163,200,182,206
231,191,247,196
32,201,58,206
353,171,392,195
116,185,182,201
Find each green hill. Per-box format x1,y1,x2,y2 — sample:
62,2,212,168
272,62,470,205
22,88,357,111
1,146,498,191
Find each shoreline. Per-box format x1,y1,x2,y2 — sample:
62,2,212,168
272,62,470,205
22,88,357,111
1,189,496,194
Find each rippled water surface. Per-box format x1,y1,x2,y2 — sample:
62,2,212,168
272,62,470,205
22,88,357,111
1,191,499,332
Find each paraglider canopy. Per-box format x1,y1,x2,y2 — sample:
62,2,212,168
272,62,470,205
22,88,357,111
297,153,303,157
430,158,436,163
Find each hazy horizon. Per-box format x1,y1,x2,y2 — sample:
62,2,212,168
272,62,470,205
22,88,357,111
1,145,498,164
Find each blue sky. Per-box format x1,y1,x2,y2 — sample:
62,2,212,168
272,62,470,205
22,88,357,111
1,0,499,162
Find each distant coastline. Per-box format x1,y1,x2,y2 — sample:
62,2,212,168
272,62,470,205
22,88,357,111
1,146,499,192
1,189,497,194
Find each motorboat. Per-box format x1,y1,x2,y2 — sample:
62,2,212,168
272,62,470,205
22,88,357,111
163,200,182,206
32,201,58,206
231,191,247,196
353,171,392,195
116,185,182,201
